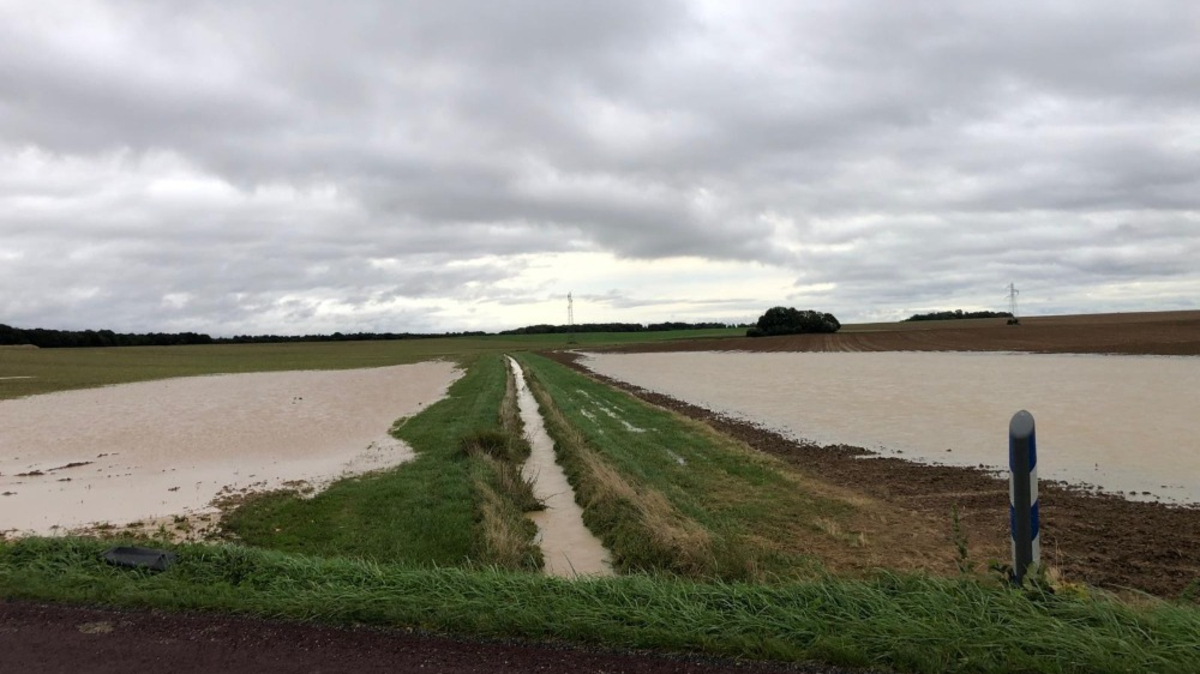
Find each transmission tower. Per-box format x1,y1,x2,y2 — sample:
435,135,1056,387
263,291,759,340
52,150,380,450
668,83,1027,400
567,292,577,344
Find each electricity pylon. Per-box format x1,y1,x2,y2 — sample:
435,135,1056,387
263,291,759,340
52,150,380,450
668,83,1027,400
567,292,577,344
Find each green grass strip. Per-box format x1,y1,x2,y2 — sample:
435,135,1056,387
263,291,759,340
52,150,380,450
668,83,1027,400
517,353,847,580
222,353,510,565
3,537,1199,674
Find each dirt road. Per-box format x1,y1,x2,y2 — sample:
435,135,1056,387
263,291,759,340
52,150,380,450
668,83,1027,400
0,601,869,674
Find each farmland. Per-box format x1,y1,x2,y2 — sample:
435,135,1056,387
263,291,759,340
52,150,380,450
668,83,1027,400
618,310,1200,356
2,313,1200,672
0,327,742,402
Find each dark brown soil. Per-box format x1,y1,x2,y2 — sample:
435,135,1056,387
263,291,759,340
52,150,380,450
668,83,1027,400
541,345,1200,600
0,601,875,674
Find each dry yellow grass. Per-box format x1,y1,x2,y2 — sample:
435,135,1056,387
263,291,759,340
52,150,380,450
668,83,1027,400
471,453,541,571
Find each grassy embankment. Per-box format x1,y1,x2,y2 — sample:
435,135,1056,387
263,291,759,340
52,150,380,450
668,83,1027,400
515,352,860,580
4,537,1200,673
221,353,542,570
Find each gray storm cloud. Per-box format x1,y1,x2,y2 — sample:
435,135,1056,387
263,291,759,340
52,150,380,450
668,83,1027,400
0,0,1197,333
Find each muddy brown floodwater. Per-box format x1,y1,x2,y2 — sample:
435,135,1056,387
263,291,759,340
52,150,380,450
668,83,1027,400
508,357,613,577
542,350,1200,599
583,351,1200,504
0,362,460,536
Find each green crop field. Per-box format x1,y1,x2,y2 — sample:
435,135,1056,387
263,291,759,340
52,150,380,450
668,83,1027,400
0,328,742,401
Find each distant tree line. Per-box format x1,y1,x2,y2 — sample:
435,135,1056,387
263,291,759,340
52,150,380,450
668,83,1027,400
0,324,216,348
221,331,487,344
0,321,726,349
902,310,1013,322
746,307,841,337
0,323,488,348
499,321,730,335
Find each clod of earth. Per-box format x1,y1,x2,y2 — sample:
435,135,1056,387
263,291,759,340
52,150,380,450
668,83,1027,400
47,461,94,472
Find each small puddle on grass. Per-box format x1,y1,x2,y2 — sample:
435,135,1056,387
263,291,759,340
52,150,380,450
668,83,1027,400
507,357,613,578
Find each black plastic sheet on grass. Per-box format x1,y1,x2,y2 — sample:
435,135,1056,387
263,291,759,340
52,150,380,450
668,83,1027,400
102,546,177,572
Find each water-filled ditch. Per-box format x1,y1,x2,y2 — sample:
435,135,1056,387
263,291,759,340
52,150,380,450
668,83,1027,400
507,357,613,577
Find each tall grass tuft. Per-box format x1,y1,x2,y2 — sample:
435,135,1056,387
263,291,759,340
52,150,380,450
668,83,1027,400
460,429,544,571
469,453,543,571
499,359,532,463
454,360,545,570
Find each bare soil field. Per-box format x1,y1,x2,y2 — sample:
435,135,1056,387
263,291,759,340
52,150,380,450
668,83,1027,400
545,340,1200,599
615,311,1200,356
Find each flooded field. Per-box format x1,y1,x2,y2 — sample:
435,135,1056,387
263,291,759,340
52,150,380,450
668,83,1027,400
0,362,460,535
585,351,1200,504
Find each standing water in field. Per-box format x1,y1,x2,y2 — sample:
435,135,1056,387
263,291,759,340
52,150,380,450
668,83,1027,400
507,357,613,577
0,362,460,536
585,351,1200,504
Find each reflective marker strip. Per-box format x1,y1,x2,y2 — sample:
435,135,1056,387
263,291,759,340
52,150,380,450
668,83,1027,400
1028,423,1040,564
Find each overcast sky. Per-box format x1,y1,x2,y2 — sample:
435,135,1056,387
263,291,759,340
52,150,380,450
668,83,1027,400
2,1,1198,335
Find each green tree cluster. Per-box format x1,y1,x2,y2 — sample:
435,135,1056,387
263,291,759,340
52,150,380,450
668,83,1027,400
746,307,840,337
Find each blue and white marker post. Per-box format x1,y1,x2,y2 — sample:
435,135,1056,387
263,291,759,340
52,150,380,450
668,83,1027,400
1009,410,1040,584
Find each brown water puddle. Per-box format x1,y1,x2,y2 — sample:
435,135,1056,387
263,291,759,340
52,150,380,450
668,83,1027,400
507,357,613,578
0,362,460,536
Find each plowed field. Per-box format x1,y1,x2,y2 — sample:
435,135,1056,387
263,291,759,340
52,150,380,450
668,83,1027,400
612,311,1200,356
